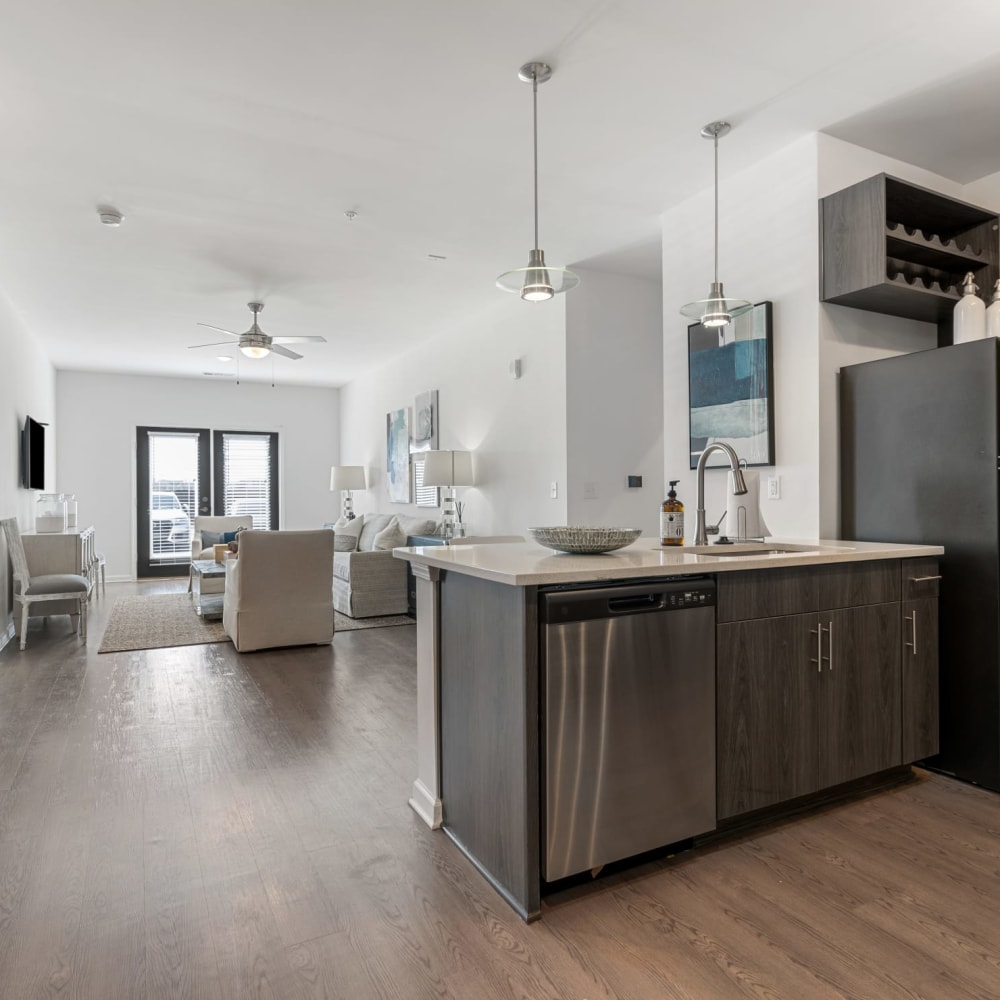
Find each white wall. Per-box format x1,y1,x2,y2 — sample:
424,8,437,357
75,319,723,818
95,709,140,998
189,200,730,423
0,290,56,631
566,266,663,532
339,297,568,537
56,372,339,581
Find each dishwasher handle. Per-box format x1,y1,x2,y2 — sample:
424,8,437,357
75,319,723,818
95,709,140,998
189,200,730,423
608,593,666,614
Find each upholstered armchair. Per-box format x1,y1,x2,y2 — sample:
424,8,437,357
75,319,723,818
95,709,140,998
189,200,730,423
222,529,335,652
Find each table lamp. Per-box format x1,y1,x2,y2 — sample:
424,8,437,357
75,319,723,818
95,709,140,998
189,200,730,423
330,465,366,520
422,450,474,539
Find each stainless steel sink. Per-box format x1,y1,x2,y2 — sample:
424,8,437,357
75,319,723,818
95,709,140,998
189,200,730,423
681,543,854,558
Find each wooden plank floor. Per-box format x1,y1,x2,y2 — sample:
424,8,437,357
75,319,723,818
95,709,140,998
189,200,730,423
1,580,999,999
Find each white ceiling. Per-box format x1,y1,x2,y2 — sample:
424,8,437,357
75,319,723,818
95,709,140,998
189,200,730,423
4,0,1000,388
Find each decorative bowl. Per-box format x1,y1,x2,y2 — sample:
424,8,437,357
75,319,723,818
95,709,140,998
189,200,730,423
527,526,642,555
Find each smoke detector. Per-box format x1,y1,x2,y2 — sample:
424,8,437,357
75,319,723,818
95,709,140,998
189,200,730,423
97,206,123,227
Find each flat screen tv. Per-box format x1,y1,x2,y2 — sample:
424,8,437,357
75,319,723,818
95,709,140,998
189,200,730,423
21,415,45,490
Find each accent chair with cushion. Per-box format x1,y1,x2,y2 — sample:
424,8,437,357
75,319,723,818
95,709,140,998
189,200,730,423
331,512,440,618
190,515,254,594
222,528,335,652
1,516,92,650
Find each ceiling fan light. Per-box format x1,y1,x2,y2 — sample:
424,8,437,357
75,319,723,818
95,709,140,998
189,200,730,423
240,344,270,359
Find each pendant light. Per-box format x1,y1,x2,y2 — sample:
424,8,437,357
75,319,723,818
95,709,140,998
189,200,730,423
496,62,579,301
680,121,752,329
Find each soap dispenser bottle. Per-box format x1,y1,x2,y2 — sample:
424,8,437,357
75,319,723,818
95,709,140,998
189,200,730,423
954,272,986,344
660,480,684,547
986,279,1000,339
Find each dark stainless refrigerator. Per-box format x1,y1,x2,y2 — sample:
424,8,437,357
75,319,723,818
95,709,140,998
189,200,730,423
841,338,1000,791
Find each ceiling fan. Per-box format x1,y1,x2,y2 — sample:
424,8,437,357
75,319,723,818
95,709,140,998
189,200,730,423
189,301,326,360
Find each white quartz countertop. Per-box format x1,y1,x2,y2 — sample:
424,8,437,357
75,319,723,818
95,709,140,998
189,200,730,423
394,537,944,587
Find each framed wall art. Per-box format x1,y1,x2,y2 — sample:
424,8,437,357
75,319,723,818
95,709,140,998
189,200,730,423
411,389,440,507
386,408,412,503
688,300,774,469
411,389,438,452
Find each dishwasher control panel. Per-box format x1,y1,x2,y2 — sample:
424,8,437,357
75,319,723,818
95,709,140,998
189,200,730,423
667,588,714,609
540,578,715,625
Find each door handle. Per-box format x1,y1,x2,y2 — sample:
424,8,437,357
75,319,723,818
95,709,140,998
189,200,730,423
909,575,941,583
809,626,822,673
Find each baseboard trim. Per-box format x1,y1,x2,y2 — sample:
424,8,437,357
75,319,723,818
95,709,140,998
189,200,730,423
0,621,14,653
409,779,442,829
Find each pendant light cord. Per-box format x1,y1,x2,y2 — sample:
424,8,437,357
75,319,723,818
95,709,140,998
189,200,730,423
532,70,540,251
713,130,719,286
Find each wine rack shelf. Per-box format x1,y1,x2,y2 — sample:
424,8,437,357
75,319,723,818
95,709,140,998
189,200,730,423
820,173,999,334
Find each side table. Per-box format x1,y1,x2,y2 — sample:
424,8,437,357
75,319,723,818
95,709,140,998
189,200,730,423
191,559,227,619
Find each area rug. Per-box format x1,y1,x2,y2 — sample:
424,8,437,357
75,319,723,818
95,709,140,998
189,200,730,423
98,593,414,654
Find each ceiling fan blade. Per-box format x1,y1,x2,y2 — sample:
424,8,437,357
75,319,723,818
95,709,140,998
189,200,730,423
271,335,328,344
196,323,240,337
269,344,303,360
188,341,236,349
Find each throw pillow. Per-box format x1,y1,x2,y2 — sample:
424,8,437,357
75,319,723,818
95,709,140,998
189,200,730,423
333,515,365,552
372,515,408,551
201,529,221,548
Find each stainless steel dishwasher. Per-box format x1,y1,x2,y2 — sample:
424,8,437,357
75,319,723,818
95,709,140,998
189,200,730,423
542,577,716,882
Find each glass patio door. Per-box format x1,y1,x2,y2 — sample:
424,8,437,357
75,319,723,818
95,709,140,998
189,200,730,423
136,427,211,578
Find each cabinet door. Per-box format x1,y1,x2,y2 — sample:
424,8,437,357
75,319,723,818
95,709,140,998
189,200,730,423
819,603,901,788
717,613,822,819
901,597,939,761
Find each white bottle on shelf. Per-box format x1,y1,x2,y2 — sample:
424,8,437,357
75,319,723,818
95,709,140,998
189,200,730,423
986,279,1000,339
953,272,986,344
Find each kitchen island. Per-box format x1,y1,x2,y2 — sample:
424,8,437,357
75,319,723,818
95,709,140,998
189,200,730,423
395,537,943,921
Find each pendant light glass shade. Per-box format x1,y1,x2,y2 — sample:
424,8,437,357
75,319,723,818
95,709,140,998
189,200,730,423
496,62,579,301
680,121,751,329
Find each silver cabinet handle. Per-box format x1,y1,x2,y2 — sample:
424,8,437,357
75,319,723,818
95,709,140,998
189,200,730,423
809,626,821,673
909,575,942,583
904,611,918,655
821,621,834,670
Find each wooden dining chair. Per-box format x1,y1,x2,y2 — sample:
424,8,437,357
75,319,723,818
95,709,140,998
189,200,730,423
0,517,92,650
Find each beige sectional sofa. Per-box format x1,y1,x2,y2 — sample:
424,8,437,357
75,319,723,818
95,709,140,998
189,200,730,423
330,512,440,618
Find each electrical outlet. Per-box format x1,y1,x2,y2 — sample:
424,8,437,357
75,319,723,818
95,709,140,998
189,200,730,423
550,481,558,499
583,482,598,500
767,475,781,500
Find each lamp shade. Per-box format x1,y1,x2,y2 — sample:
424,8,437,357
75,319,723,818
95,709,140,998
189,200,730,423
330,465,366,491
421,450,474,488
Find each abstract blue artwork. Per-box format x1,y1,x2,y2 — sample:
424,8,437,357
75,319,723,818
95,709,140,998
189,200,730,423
386,407,412,503
688,301,774,468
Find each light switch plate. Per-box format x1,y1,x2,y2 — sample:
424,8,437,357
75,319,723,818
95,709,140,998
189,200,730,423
767,475,780,500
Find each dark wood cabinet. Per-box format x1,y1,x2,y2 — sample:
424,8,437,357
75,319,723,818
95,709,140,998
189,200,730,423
819,173,999,341
717,602,900,819
820,603,901,788
717,613,821,816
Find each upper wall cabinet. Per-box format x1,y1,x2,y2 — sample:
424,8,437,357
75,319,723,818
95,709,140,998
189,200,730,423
819,173,999,339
